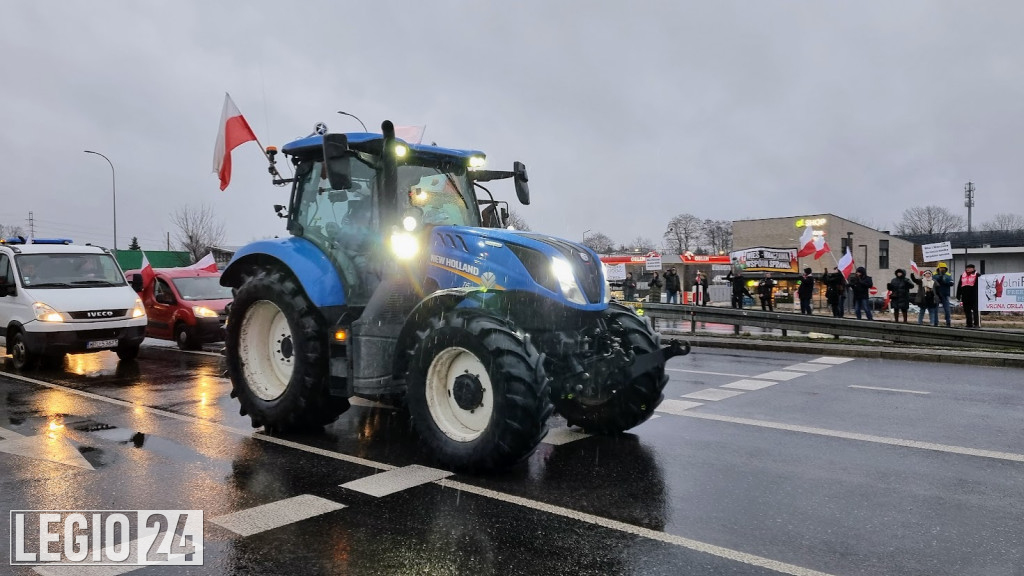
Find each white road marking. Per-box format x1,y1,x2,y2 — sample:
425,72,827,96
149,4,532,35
682,388,746,401
2,370,836,576
210,494,345,537
0,425,25,439
654,399,704,414
783,363,830,372
682,412,1024,463
542,427,591,445
809,357,854,365
721,379,777,391
36,565,139,575
848,385,930,395
667,368,750,378
341,464,452,497
751,371,804,381
0,433,95,470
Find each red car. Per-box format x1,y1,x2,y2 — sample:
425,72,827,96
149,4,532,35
124,267,233,350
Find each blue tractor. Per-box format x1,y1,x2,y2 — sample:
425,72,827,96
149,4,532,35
221,120,689,472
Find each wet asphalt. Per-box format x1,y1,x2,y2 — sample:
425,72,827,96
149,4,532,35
1,341,1022,576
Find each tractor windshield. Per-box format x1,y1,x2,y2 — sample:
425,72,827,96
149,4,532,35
400,163,480,227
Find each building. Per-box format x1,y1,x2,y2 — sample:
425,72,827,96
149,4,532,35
896,230,1024,277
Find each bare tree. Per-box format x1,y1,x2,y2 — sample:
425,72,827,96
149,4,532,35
894,206,965,235
0,223,25,238
172,204,226,263
628,236,656,254
702,219,733,254
981,212,1024,232
506,209,531,231
663,214,703,254
582,232,616,254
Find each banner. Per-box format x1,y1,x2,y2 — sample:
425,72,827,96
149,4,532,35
980,272,1024,311
921,241,953,262
645,256,662,271
729,247,799,273
604,263,627,281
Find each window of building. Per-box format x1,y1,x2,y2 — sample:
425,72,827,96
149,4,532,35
878,239,889,270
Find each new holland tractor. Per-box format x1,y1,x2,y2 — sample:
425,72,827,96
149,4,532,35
220,120,689,472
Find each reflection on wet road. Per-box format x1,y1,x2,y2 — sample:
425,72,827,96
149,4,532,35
2,344,1023,575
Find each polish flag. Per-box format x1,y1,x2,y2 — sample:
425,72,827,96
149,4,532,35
837,247,855,279
394,125,426,144
812,236,830,260
910,261,921,275
139,251,156,288
796,226,816,257
213,93,258,191
184,252,219,273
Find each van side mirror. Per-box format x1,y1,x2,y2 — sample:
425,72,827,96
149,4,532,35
130,275,143,293
513,161,530,205
322,133,352,191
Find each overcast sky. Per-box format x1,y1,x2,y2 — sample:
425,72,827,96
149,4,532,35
2,1,1022,252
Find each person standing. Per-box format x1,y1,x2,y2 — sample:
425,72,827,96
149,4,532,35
912,270,940,326
649,271,663,303
695,270,709,306
797,267,816,315
825,267,847,318
933,262,954,327
664,267,681,304
623,272,637,302
757,272,776,311
725,270,753,309
957,263,981,329
887,269,914,323
849,267,874,320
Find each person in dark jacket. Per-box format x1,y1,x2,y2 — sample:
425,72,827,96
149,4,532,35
957,263,981,328
824,267,847,317
694,270,710,306
849,267,874,320
725,270,753,309
912,270,940,326
663,267,681,304
757,272,775,311
623,272,637,302
649,271,663,302
797,267,816,315
933,262,954,327
887,268,914,323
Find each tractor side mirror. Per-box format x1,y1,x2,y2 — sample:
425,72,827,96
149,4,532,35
322,133,352,191
500,207,509,224
513,161,530,205
130,275,143,293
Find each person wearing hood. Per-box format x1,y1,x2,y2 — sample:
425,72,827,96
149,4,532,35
932,262,954,327
824,267,847,317
912,270,940,326
797,268,816,315
664,267,681,304
887,268,914,323
848,266,874,320
724,269,753,309
957,263,981,328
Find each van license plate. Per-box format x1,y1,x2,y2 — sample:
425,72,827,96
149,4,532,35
86,339,118,349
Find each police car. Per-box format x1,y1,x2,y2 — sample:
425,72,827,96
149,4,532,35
0,238,147,369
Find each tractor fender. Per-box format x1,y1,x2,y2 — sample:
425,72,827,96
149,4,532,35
393,288,480,377
220,238,346,308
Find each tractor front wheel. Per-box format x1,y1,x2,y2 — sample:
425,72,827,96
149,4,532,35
407,310,551,472
225,269,348,432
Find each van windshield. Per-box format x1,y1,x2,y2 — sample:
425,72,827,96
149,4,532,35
171,276,233,301
15,253,126,288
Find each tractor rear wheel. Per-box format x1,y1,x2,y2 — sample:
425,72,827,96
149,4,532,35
407,310,551,472
226,269,348,432
553,303,667,434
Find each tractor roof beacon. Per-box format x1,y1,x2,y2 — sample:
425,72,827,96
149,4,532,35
220,119,690,472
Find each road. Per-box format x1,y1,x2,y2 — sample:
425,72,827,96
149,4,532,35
1,342,1022,575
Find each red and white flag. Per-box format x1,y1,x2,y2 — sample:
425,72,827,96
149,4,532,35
213,93,258,191
796,226,816,257
812,236,830,260
910,261,920,275
139,251,156,289
837,247,855,279
183,252,218,273
394,125,426,144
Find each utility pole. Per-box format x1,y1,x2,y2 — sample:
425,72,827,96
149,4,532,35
964,181,975,265
27,211,34,239
167,232,171,251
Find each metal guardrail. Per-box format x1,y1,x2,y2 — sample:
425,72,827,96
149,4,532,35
637,303,1024,350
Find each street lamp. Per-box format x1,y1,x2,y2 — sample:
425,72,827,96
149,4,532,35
336,111,368,132
583,229,591,242
84,150,116,251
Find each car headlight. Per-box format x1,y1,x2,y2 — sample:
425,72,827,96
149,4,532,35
551,258,586,305
32,302,64,322
132,298,146,318
192,305,218,318
390,231,419,260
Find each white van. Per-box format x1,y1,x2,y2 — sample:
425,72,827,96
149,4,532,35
0,238,147,369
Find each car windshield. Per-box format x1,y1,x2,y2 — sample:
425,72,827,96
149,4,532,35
16,253,126,288
171,276,233,301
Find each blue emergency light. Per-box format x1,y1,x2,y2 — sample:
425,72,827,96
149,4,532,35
0,237,73,245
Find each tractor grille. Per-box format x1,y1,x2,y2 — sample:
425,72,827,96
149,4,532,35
520,234,603,304
435,232,470,253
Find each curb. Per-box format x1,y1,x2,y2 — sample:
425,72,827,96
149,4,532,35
662,332,1024,368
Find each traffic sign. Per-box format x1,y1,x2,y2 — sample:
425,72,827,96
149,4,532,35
869,286,878,296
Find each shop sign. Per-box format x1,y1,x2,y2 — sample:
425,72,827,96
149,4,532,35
795,217,827,228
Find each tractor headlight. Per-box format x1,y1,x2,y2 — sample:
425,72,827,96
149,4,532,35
394,143,408,158
132,298,146,318
551,258,586,305
32,302,65,322
390,231,420,260
468,155,486,169
192,306,218,318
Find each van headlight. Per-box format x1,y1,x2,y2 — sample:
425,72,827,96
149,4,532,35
132,298,146,318
192,306,217,318
551,258,586,305
32,302,65,323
